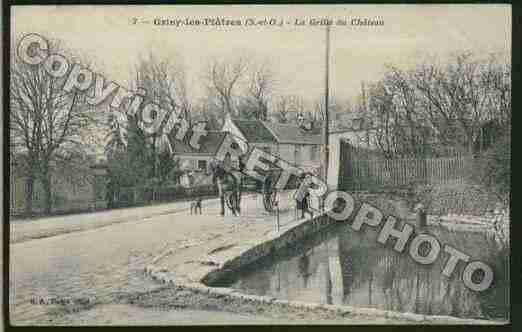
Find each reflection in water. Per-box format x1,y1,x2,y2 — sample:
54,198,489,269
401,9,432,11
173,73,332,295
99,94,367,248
223,221,508,320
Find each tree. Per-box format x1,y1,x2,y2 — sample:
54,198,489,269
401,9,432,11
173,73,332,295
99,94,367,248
241,60,276,120
105,111,128,160
134,52,192,122
412,52,510,155
313,95,354,132
156,150,182,184
196,95,223,130
481,133,510,202
10,40,96,214
360,68,433,158
272,94,306,124
358,51,510,159
105,53,188,199
204,56,249,117
132,53,189,178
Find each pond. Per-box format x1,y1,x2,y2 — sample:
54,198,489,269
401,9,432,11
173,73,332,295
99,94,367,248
211,220,509,321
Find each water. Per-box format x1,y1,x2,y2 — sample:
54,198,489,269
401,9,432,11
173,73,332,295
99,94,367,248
215,220,509,321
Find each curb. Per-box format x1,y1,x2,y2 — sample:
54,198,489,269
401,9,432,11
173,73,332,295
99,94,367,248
144,262,499,324
143,224,503,325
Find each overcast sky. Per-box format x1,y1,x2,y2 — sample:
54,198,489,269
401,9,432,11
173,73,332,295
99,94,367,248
12,5,511,103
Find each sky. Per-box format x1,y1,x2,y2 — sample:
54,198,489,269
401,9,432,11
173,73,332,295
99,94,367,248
12,5,511,103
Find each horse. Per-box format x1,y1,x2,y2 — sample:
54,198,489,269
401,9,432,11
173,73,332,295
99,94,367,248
209,158,243,216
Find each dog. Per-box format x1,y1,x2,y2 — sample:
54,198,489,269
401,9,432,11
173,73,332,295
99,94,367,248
190,197,203,215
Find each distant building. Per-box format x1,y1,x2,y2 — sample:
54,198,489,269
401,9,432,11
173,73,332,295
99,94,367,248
169,131,228,187
221,114,323,172
171,131,228,173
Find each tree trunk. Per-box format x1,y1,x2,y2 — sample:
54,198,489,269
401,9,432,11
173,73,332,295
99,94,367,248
25,175,34,216
226,98,234,117
42,170,52,215
151,134,157,178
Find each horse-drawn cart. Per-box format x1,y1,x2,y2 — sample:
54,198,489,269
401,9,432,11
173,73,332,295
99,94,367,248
221,167,281,215
210,155,320,216
210,157,282,215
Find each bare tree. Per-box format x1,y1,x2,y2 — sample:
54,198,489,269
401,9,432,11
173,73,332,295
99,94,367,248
413,52,510,155
358,51,510,158
10,42,96,214
204,56,249,117
134,53,191,122
272,95,291,123
110,53,189,182
272,94,307,124
361,80,410,158
374,66,431,157
197,93,224,130
313,95,354,131
241,60,276,120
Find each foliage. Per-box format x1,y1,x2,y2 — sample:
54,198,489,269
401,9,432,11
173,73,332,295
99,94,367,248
10,37,97,214
472,131,510,202
359,51,511,158
105,54,186,195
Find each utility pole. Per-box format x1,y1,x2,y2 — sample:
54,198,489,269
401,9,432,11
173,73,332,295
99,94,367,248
323,24,331,183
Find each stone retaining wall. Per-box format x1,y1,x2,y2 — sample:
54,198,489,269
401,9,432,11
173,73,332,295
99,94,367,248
145,210,504,324
414,184,506,217
201,213,337,285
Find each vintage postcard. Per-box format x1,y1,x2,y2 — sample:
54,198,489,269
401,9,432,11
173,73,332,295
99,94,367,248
7,4,510,326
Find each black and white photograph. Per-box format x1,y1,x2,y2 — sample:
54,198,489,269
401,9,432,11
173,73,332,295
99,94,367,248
5,4,511,326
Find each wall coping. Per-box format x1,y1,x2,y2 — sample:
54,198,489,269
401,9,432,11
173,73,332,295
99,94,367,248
145,211,506,324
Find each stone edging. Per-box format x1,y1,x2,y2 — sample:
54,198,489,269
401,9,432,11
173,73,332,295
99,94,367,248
143,213,504,325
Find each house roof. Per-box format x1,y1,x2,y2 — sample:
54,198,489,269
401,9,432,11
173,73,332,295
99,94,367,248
232,120,278,143
229,119,322,145
170,131,227,156
263,122,322,145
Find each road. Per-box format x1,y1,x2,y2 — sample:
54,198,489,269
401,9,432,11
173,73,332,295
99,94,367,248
9,192,298,325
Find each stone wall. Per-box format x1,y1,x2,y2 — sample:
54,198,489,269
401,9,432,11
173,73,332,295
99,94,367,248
344,184,507,219
414,184,506,217
202,213,337,285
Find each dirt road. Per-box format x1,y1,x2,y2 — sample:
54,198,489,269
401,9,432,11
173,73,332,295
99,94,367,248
10,192,297,325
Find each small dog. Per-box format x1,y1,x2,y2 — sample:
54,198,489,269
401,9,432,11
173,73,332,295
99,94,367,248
190,197,203,215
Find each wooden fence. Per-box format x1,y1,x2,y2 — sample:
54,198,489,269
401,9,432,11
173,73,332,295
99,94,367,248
344,156,474,191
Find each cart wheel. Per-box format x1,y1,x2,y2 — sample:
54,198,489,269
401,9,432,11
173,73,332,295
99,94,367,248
225,191,239,215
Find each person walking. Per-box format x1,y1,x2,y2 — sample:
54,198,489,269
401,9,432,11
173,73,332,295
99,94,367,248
294,174,314,219
194,197,202,214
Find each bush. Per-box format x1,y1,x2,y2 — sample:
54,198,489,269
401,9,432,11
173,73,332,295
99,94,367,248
473,133,510,202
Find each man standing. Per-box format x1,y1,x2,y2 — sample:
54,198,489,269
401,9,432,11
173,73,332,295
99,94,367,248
208,152,243,216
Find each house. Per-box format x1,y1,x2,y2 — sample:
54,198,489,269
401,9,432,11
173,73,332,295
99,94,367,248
171,131,228,173
221,115,323,172
169,130,228,187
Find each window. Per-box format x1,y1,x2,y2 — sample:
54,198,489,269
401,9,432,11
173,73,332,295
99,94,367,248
198,160,207,171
